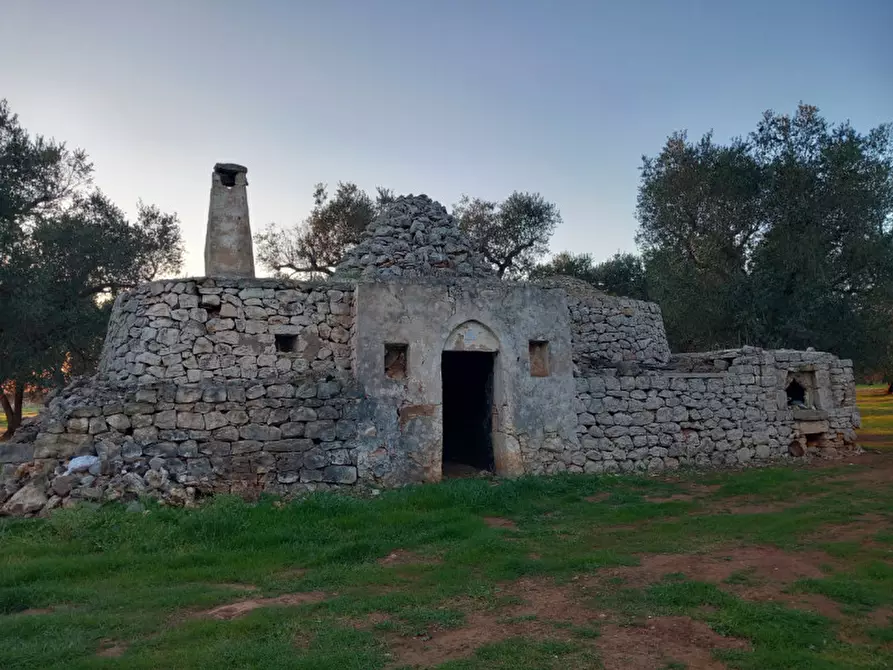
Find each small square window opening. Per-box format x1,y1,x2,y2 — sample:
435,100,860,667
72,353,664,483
275,334,298,353
529,340,550,377
385,343,408,379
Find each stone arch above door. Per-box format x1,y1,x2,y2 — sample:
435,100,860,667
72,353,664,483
443,320,500,352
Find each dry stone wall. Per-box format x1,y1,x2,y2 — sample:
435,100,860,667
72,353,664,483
539,277,671,369
99,278,355,384
530,346,860,477
1,373,372,514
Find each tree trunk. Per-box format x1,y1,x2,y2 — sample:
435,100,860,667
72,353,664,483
0,382,23,439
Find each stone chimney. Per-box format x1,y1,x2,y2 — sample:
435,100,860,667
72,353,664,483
204,163,255,278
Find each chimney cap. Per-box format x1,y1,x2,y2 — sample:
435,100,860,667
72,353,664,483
213,163,248,176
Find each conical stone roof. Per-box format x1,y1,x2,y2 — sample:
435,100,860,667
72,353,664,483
333,195,494,280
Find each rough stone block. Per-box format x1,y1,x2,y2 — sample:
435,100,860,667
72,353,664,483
239,424,281,441
265,439,313,452
177,412,205,430
323,465,357,484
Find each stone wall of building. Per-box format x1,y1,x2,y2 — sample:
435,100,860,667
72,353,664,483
529,346,860,477
1,373,372,514
99,278,355,385
1,284,861,516
352,279,579,484
537,277,671,369
567,293,671,369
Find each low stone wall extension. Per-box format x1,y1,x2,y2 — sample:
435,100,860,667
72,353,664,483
546,347,860,476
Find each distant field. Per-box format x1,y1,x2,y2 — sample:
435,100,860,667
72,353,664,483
857,385,893,450
0,404,39,433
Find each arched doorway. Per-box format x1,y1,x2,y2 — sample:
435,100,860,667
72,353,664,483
441,321,499,477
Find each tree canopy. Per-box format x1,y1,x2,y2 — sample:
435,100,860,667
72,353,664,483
637,104,893,374
531,251,648,300
0,100,183,436
454,191,561,279
255,182,394,279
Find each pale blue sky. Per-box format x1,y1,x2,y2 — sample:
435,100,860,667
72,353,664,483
1,0,891,276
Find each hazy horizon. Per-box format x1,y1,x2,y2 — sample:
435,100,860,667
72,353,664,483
1,0,891,277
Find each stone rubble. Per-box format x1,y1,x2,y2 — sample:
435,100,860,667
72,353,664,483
334,195,494,280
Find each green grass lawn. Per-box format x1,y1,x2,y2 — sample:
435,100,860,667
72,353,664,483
2,458,893,669
857,385,893,450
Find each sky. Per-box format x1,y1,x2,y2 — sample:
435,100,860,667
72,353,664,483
1,0,891,277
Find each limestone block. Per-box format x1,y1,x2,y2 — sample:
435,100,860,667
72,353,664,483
1,484,47,515
153,410,177,430
177,413,205,430
239,424,281,441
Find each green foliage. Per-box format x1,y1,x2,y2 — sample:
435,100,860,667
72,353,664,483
454,191,561,278
637,104,893,372
255,182,393,279
0,99,183,435
532,251,648,299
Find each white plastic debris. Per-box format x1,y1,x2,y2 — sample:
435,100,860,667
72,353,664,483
65,455,100,475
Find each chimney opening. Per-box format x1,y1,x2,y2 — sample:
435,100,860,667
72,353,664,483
213,163,246,188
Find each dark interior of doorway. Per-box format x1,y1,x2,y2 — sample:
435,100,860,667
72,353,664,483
441,351,495,476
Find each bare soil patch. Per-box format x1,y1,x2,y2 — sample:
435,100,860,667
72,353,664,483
728,584,842,619
646,493,695,503
812,453,893,484
718,500,804,514
810,514,889,545
382,578,594,667
596,546,830,590
483,517,517,530
869,606,893,627
210,583,258,592
16,607,54,616
197,592,327,621
96,639,128,657
585,492,610,503
597,617,748,670
378,549,441,567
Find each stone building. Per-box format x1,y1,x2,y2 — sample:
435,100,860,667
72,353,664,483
0,164,861,515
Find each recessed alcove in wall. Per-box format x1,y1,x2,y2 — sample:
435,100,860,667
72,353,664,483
784,370,819,409
275,334,298,353
786,379,806,406
529,340,550,377
384,343,408,379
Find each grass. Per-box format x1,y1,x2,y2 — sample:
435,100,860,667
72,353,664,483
857,385,893,450
1,459,892,669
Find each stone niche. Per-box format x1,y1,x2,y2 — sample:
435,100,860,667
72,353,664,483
779,363,847,457
352,280,579,482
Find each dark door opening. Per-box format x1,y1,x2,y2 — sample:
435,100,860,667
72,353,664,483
441,351,495,476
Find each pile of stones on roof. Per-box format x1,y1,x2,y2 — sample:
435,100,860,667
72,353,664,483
334,195,494,280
